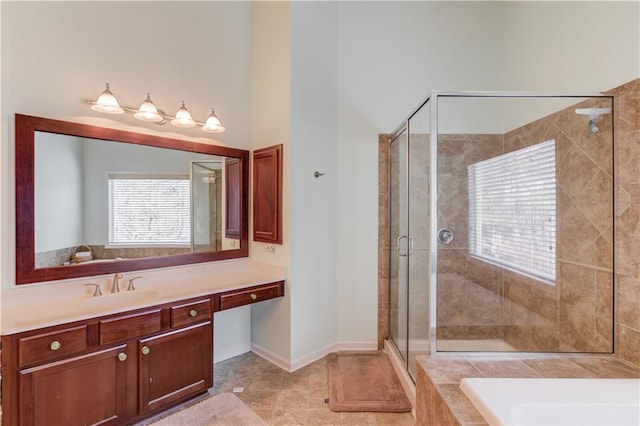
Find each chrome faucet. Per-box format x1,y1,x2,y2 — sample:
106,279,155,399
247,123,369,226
111,273,123,293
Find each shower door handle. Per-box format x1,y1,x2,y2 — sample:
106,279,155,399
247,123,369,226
408,235,414,256
397,235,408,257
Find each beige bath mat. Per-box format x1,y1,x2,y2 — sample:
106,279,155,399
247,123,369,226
326,351,411,412
147,392,267,426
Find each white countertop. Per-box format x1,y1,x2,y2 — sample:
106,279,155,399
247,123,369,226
1,260,286,335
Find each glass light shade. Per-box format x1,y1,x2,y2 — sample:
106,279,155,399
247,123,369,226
91,83,124,114
202,108,225,133
133,93,164,123
170,101,197,128
202,172,217,183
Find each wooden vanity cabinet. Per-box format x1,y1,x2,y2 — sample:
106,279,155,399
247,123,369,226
218,281,285,311
1,281,284,426
139,321,213,414
19,344,129,426
2,299,213,426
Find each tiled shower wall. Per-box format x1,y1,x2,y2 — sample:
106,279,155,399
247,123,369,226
436,134,504,342
501,97,614,353
378,78,640,368
378,134,390,350
610,78,640,367
437,107,615,352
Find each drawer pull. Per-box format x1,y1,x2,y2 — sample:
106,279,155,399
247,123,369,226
118,352,127,362
50,340,62,351
250,293,258,300
189,309,198,317
141,346,151,355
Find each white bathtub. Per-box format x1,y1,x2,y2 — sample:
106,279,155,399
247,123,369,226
460,378,640,426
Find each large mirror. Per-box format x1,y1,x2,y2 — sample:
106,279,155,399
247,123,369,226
15,114,249,284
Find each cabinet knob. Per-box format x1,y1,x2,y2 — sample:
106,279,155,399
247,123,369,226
118,352,127,362
141,346,151,355
189,309,197,317
250,293,258,300
50,340,61,351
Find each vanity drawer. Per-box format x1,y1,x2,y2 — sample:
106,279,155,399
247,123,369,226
218,281,284,311
170,299,212,328
19,325,88,368
99,310,162,345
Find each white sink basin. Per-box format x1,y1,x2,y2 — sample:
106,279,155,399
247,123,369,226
84,290,160,308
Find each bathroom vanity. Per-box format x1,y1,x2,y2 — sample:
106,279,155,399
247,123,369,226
3,114,288,425
1,276,284,426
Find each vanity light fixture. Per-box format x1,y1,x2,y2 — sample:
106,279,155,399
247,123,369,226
88,83,225,133
202,171,217,184
170,101,197,128
90,83,124,114
133,93,164,123
202,108,224,133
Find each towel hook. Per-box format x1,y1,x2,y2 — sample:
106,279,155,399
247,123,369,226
314,171,326,178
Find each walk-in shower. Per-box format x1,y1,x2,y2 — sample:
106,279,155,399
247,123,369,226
191,160,224,252
386,92,615,382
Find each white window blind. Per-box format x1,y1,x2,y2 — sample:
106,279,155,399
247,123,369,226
468,140,556,283
108,175,191,246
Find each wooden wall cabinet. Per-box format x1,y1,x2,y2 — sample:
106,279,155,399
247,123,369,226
253,144,283,244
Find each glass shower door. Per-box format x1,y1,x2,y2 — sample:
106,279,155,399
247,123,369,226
407,102,430,379
434,94,614,354
389,128,409,366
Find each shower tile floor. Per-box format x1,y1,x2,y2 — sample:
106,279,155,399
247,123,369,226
210,351,415,425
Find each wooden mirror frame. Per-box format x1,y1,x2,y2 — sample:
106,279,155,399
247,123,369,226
15,114,249,284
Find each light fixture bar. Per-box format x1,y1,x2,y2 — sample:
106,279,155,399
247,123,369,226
87,83,225,133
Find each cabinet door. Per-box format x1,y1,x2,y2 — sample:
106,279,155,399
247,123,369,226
139,321,213,414
19,344,128,426
253,144,283,244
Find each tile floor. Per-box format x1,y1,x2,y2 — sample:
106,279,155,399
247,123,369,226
210,352,415,426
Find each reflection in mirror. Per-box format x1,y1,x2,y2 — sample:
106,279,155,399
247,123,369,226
192,161,224,253
35,134,238,267
16,114,249,284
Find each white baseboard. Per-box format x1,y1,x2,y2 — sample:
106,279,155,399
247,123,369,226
289,342,336,372
214,343,252,363
250,343,292,372
250,340,378,373
289,341,379,371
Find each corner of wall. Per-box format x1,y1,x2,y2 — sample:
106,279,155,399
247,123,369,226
249,0,293,367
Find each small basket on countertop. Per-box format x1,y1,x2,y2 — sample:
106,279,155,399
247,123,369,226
71,245,93,263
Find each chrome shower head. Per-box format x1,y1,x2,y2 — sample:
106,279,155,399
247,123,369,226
575,108,612,133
